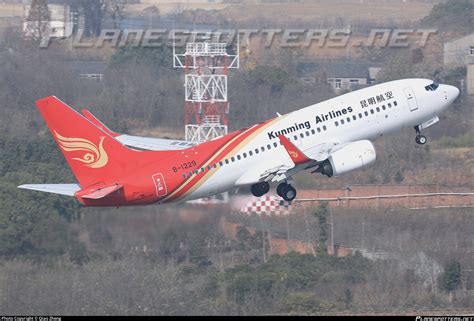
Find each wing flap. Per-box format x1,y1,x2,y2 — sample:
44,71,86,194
18,184,81,196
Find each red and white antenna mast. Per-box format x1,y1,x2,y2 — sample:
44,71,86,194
173,36,239,143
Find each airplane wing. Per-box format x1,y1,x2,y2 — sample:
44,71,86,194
114,134,195,151
301,141,348,162
18,184,81,196
236,136,347,186
81,109,195,151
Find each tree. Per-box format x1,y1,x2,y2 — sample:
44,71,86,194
438,258,462,301
420,0,474,34
75,0,107,37
106,0,126,29
313,202,329,256
25,0,51,42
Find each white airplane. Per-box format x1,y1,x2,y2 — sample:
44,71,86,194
19,78,459,206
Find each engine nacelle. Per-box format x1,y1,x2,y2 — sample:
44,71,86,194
318,140,376,177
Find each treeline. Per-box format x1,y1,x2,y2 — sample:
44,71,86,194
0,134,85,261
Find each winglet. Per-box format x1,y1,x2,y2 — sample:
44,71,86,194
278,135,311,165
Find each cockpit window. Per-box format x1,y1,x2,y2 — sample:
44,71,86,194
425,81,439,91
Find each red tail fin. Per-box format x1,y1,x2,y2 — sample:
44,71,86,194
36,96,139,188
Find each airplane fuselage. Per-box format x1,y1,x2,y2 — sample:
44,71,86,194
101,78,457,206
20,78,460,206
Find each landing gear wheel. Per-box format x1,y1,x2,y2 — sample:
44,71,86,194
415,135,427,145
281,185,297,202
276,182,288,197
414,126,427,145
251,182,270,197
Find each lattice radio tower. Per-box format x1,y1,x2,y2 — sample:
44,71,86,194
173,37,239,143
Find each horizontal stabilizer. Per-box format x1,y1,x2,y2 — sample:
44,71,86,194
79,184,123,200
18,184,81,196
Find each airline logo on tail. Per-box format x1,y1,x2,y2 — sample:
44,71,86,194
54,131,109,168
288,151,299,158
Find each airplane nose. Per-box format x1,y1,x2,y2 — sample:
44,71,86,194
446,85,460,102
441,84,460,105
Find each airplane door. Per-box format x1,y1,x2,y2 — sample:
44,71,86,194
404,87,418,111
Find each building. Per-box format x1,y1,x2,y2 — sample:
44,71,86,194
443,33,474,95
66,61,107,82
297,60,381,92
443,33,474,66
468,64,474,96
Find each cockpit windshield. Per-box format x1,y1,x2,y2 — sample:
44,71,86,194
425,81,439,91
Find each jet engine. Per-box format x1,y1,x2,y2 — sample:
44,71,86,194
315,140,376,177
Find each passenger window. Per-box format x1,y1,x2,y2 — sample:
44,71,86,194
207,165,211,171
261,146,265,152
382,105,386,110
243,153,247,158
249,151,253,156
311,129,315,134
294,135,298,140
394,101,397,106
305,131,310,137
335,121,339,127
237,155,241,160
370,109,374,114
225,159,229,164
388,103,392,108
219,161,223,166
364,111,368,116
300,133,304,138
359,113,363,118
317,127,321,133
323,125,327,131
231,157,235,162
267,144,271,150
376,107,380,112
195,170,199,175
347,117,351,122
255,149,259,154
341,119,345,125
273,142,278,148
182,173,186,179
213,163,217,168
352,115,357,121
201,168,205,173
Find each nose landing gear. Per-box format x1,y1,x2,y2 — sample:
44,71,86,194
414,125,427,145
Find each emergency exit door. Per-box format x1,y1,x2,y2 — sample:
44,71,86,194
404,87,418,111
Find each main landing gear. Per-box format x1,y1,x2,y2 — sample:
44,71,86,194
414,125,427,145
250,181,270,197
276,182,297,202
250,181,297,202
